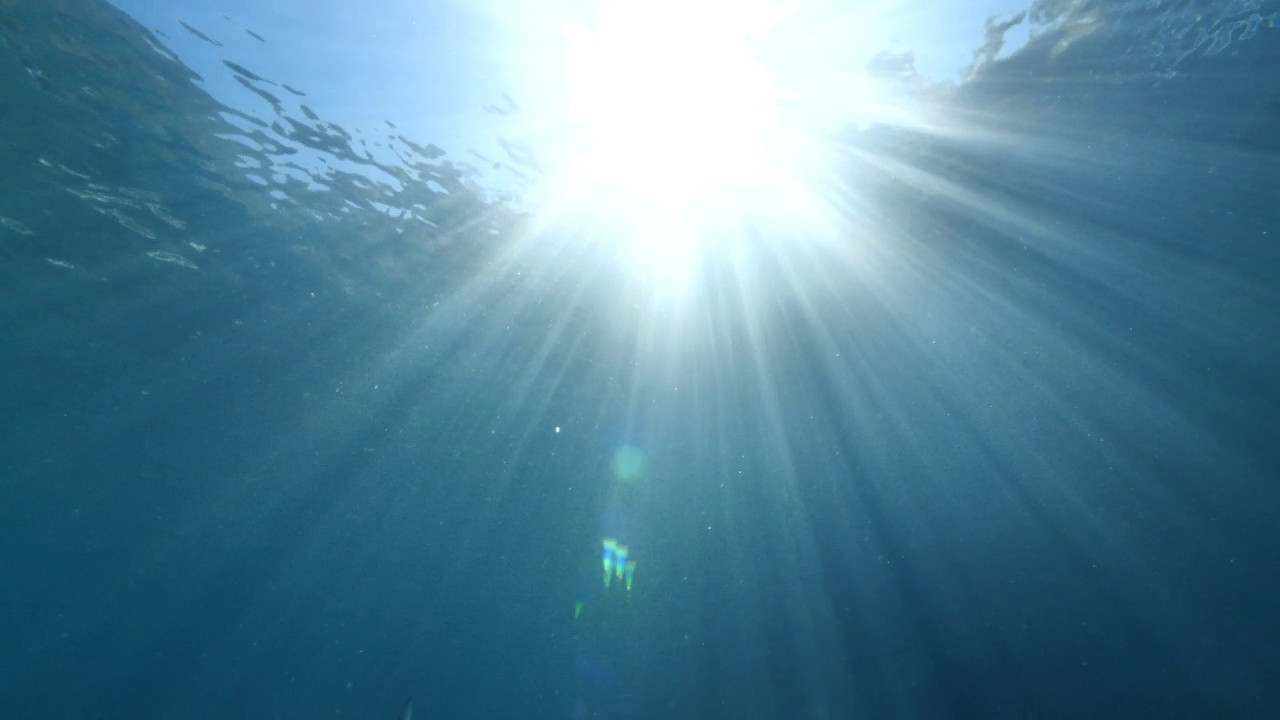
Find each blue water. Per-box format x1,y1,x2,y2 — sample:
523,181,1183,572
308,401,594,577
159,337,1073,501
2,1,1278,718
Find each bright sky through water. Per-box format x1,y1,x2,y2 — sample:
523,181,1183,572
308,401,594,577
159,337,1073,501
109,0,1034,181
107,0,1037,296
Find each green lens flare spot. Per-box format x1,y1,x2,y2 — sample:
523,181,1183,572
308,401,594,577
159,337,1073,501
611,446,647,483
614,545,629,579
602,538,618,585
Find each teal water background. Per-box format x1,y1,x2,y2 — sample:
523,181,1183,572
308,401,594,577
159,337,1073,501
1,1,1278,718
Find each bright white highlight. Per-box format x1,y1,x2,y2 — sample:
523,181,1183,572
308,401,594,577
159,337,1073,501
563,0,790,210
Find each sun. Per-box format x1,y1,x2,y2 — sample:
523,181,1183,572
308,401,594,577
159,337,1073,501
521,0,905,293
562,0,790,212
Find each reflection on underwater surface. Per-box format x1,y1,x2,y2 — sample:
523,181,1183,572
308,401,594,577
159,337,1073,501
1,0,1279,718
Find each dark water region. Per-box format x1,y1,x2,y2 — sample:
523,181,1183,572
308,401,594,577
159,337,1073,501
2,0,1279,718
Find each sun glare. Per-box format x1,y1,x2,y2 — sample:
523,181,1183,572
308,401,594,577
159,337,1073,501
563,0,789,210
523,0,906,292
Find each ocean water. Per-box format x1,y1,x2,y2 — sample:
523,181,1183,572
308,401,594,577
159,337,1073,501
1,1,1278,718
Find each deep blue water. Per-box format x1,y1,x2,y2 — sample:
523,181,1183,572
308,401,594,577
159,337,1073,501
2,1,1279,718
